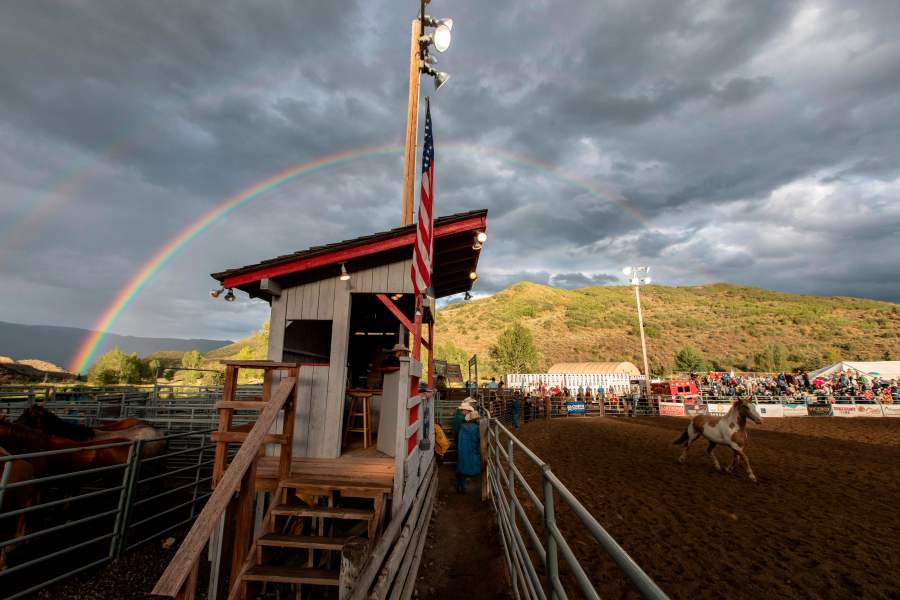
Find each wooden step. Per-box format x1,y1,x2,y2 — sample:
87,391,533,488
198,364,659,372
270,504,374,521
256,533,349,550
280,476,391,497
242,565,339,586
211,431,286,444
215,400,269,410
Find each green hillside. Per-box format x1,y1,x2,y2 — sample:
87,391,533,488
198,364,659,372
435,282,899,377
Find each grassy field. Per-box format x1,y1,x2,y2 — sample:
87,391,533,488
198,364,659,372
435,282,899,377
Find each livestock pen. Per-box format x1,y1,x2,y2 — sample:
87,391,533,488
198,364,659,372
0,385,263,600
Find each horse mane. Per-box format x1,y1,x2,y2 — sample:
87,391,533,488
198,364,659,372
18,406,95,441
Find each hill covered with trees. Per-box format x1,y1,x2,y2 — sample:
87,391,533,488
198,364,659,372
434,282,899,377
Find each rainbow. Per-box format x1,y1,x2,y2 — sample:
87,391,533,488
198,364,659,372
68,143,400,373
69,142,648,373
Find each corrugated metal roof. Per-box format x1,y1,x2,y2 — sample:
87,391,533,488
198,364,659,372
547,362,642,375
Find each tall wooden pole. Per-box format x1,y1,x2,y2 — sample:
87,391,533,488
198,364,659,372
634,284,652,397
402,18,422,226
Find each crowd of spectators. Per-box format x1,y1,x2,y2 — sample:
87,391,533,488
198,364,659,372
694,370,900,404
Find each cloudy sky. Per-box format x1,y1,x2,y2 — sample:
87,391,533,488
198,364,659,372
1,0,898,343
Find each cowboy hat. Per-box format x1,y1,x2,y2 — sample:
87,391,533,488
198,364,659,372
387,343,409,353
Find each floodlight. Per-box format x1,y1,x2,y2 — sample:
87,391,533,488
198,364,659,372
432,70,450,91
433,24,452,52
469,271,478,280
209,288,223,299
340,263,351,281
476,231,487,243
224,289,236,302
424,16,453,31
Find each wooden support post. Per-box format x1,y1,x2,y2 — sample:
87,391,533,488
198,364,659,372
213,365,238,488
339,537,370,600
228,459,257,597
401,19,422,227
279,366,298,480
427,322,434,388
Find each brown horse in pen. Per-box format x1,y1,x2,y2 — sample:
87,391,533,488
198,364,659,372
0,446,35,570
16,405,166,458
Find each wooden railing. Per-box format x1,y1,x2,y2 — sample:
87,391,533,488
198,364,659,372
151,363,299,599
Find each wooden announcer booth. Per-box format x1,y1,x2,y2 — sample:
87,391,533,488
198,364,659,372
154,209,487,600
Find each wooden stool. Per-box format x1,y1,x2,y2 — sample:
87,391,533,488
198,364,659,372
344,391,373,449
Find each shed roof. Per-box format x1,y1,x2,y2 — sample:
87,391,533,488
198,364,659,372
212,209,487,302
547,362,642,375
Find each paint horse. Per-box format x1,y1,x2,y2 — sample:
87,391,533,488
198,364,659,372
16,405,166,458
674,397,763,482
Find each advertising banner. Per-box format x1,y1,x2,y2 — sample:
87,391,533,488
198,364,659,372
565,401,586,416
659,402,686,417
807,404,833,416
707,403,731,417
782,403,809,417
881,405,900,417
832,403,884,417
685,404,708,416
755,404,784,418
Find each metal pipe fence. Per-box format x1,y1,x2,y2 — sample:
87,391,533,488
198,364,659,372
478,402,668,600
0,428,214,600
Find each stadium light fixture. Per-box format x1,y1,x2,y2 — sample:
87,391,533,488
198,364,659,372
340,263,351,281
469,271,478,281
209,287,224,299
224,289,236,302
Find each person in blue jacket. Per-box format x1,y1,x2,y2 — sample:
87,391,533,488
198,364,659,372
455,403,481,493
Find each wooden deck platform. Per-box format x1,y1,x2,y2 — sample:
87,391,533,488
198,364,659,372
255,449,394,493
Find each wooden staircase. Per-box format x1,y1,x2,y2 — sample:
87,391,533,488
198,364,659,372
228,475,389,600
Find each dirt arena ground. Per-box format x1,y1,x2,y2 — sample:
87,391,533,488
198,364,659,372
515,417,900,600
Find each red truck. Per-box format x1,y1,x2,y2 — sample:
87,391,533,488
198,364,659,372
650,380,699,404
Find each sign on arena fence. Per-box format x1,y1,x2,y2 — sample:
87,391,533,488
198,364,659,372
706,403,731,417
807,404,833,416
782,403,809,417
881,405,900,418
564,401,586,415
659,401,685,416
755,404,784,418
831,403,884,417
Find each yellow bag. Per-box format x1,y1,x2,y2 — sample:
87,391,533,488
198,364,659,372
434,424,450,457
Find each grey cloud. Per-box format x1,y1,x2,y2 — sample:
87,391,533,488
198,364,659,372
1,0,899,346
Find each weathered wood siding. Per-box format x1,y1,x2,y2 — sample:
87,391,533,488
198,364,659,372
267,258,413,458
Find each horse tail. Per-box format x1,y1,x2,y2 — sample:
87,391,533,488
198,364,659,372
673,430,689,445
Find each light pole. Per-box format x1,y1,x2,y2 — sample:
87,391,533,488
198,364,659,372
623,266,652,398
401,1,453,226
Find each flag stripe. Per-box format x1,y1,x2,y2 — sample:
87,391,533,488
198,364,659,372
411,103,435,296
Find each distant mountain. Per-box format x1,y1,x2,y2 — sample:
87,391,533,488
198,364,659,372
0,321,231,371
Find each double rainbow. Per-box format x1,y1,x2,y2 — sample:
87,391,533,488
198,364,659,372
66,142,646,373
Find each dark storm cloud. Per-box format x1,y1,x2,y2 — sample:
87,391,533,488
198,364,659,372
0,0,898,344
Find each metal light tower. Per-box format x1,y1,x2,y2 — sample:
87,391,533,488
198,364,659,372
401,0,453,226
623,266,653,397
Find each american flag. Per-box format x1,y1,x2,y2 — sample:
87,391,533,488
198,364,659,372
411,100,434,295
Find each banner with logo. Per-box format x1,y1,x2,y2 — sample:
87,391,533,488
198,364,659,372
685,403,708,416
881,404,900,417
659,402,686,416
755,403,784,418
782,403,809,417
832,403,884,417
807,404,833,416
565,401,586,416
707,403,732,417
